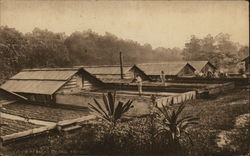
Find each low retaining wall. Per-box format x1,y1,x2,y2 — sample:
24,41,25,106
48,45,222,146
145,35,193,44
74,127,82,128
104,83,192,93
56,93,153,116
156,91,196,107
169,77,248,86
1,124,57,145
206,82,235,95
1,115,96,145
56,90,198,115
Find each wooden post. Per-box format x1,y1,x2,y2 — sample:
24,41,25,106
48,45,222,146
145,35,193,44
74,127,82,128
120,51,124,79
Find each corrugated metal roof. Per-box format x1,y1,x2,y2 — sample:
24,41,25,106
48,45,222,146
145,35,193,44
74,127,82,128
83,65,132,75
11,69,78,80
136,62,188,75
1,80,65,95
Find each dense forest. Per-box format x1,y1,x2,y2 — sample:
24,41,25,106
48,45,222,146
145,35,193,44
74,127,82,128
0,26,248,83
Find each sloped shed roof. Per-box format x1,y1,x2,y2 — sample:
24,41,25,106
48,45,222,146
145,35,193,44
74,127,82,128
136,62,189,76
188,61,217,72
95,77,133,84
75,65,134,83
81,65,132,75
1,68,80,95
187,61,210,72
1,80,66,95
11,68,78,80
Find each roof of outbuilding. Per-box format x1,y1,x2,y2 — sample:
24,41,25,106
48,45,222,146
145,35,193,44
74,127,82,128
96,77,133,84
11,70,78,81
136,62,191,76
79,65,132,75
187,61,216,72
187,61,209,72
0,67,99,95
74,65,134,83
1,80,66,95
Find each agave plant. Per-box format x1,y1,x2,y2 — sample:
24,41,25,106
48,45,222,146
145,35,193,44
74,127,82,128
0,107,7,127
88,91,133,127
155,103,199,147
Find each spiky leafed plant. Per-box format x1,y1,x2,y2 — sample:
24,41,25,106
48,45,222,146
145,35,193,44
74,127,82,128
88,91,133,127
155,103,199,148
0,106,7,127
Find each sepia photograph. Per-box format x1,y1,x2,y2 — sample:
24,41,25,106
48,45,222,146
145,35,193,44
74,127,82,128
0,0,249,155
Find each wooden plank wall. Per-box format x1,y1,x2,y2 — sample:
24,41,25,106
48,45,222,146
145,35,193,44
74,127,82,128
58,73,97,94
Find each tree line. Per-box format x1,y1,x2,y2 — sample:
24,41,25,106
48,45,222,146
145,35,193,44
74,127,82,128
182,34,249,71
0,26,248,83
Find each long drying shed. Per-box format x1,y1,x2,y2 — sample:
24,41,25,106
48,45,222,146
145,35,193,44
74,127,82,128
0,68,103,104
135,62,196,81
78,65,151,83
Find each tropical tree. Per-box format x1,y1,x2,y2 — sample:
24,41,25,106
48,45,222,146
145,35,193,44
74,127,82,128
88,91,134,127
154,103,199,152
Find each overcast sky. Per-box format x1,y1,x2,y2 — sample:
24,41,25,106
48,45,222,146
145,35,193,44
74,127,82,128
0,0,249,48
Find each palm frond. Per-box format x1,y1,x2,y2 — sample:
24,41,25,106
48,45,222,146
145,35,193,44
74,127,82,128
107,92,115,114
122,100,133,113
156,104,171,122
113,90,116,106
93,98,109,118
154,101,199,146
180,121,199,130
114,101,124,120
88,103,110,121
175,103,185,121
176,115,196,125
102,93,111,115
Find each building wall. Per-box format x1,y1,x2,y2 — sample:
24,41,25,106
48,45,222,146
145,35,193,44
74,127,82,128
148,75,161,81
124,70,134,79
94,74,132,81
177,66,195,77
57,73,98,94
17,93,53,104
201,64,216,74
129,66,151,81
245,58,249,73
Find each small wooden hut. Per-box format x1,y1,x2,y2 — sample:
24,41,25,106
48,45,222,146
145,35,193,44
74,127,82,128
0,68,103,104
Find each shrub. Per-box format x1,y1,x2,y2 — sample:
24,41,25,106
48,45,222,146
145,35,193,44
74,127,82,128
88,91,133,127
154,102,199,155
